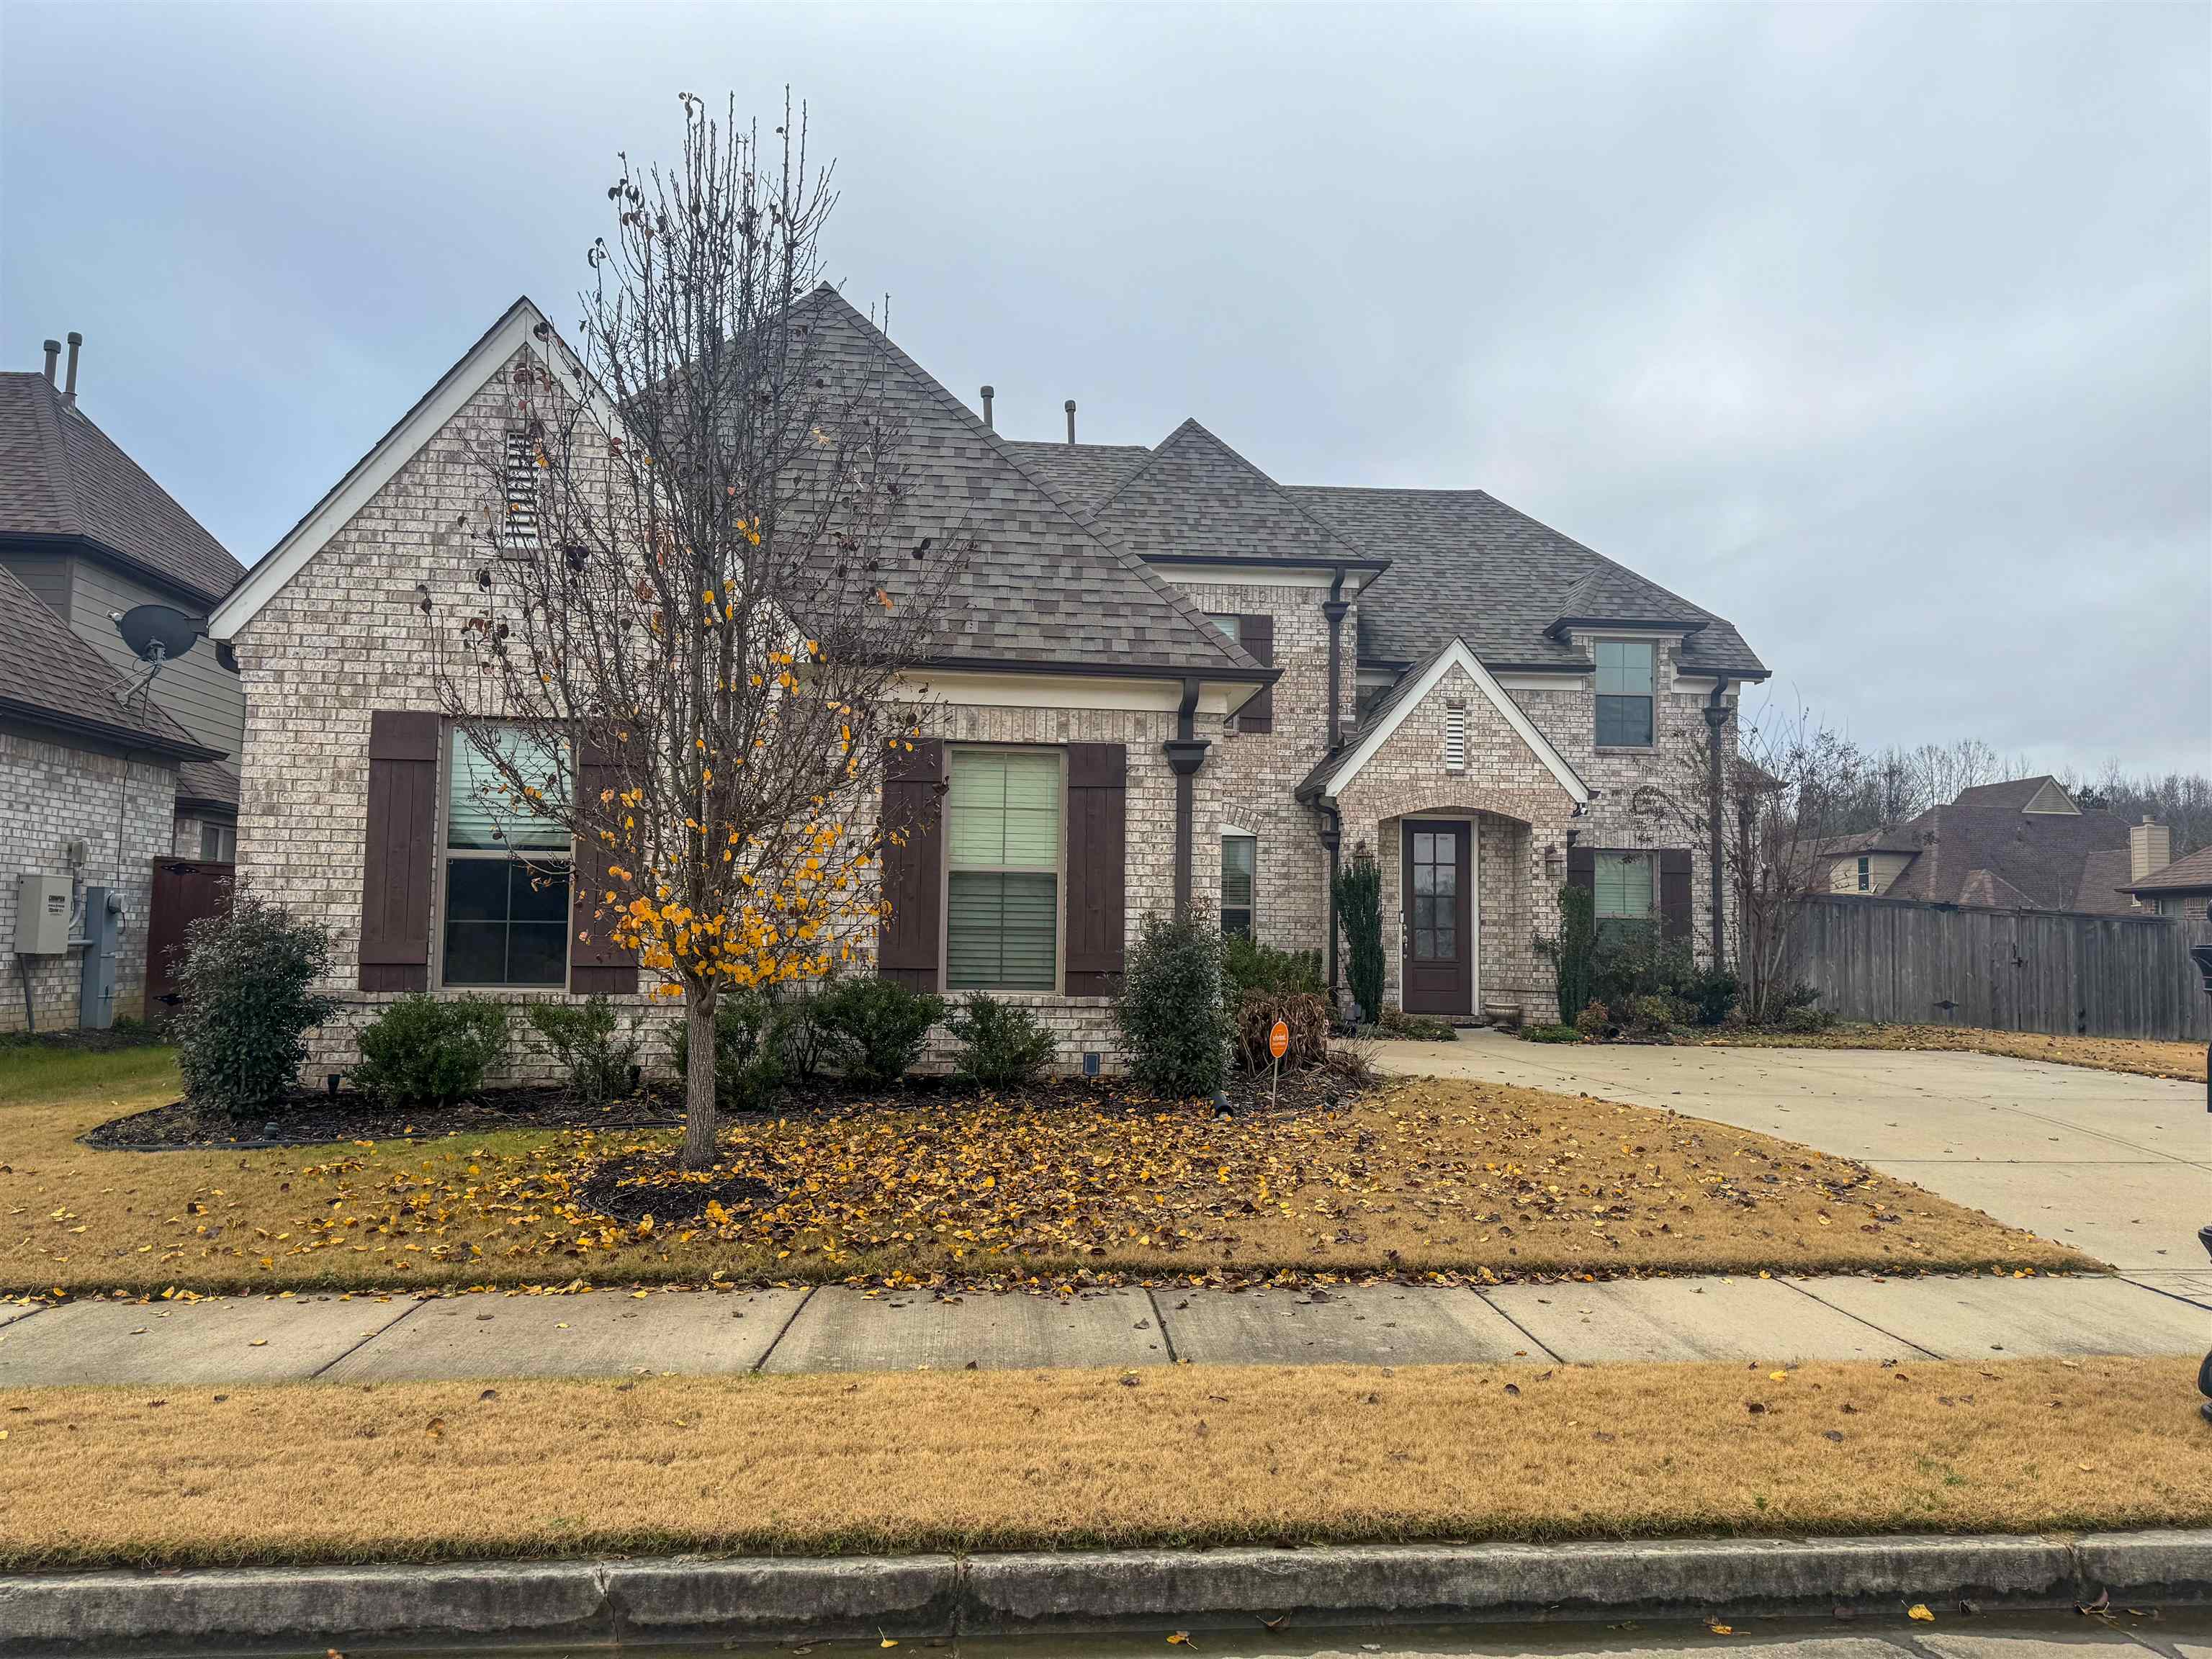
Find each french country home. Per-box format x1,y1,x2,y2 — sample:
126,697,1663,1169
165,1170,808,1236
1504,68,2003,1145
210,290,1768,1076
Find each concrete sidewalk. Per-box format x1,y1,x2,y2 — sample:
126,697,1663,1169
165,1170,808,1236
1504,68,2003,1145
1377,1032,2212,1291
0,1269,2203,1388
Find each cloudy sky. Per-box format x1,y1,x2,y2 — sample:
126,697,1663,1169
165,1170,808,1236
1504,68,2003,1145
4,3,2206,773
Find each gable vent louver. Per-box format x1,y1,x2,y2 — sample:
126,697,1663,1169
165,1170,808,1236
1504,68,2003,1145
501,431,541,554
1444,705,1467,773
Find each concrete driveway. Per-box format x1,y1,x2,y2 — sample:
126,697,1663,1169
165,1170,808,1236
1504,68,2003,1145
1375,1031,2212,1298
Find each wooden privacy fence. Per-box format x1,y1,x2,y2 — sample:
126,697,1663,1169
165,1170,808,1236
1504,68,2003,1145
1786,894,2212,1042
145,858,234,1016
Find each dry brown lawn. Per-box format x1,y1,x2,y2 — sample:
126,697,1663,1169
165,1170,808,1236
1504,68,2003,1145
1,1053,2090,1298
1,1354,2203,1570
1708,1024,2207,1082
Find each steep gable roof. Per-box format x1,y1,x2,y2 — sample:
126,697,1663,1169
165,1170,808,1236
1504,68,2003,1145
0,371,245,605
0,562,219,759
799,297,1266,680
1076,419,1379,570
1288,485,1766,678
1954,775,2079,814
999,441,1152,518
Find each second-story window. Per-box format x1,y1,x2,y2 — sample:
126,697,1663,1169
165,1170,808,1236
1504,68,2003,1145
1857,855,1871,891
1595,639,1655,747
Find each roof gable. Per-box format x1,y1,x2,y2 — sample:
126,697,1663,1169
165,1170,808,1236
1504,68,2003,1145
0,372,244,605
1306,636,1589,804
999,441,1151,518
1080,419,1375,568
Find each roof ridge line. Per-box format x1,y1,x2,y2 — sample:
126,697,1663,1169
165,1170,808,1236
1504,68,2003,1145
806,296,1259,678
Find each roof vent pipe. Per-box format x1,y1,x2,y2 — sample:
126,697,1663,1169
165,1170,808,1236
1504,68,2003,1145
63,332,82,405
42,340,60,385
980,385,994,430
1064,399,1076,444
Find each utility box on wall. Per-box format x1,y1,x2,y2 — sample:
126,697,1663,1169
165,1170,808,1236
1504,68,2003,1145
12,873,72,955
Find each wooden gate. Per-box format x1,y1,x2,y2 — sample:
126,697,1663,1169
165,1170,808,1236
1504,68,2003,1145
146,859,234,1015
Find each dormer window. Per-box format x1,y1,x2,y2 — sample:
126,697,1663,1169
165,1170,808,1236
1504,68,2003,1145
1595,639,1655,748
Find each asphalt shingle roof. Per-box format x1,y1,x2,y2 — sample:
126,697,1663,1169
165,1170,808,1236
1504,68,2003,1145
1000,441,1152,519
0,562,216,758
1078,421,1377,567
1287,485,1767,678
1871,792,2133,913
2121,843,2212,895
801,295,1263,679
176,757,241,812
0,372,245,605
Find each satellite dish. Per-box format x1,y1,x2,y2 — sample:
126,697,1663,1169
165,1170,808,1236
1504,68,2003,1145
115,605,206,664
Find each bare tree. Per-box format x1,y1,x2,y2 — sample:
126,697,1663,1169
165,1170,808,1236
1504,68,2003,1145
432,93,966,1168
1638,698,1870,1022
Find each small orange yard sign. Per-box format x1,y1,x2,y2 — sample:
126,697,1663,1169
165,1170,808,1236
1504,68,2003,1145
1267,1020,1289,1060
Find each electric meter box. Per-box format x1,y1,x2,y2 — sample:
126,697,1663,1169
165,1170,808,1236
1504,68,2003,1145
12,873,72,955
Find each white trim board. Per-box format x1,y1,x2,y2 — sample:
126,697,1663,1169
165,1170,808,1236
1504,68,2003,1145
1316,637,1590,804
212,297,616,642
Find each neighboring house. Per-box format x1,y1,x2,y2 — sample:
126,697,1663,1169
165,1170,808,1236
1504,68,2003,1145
0,564,222,1030
2118,840,2212,920
210,292,1766,1077
1817,776,2168,916
0,338,249,862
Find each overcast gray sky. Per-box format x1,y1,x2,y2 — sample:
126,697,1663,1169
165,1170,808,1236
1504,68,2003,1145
4,2,2206,773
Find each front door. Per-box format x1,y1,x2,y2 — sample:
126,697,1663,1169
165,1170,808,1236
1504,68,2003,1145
1401,822,1472,1016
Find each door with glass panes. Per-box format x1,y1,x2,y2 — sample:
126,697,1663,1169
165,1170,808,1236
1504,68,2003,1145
1401,820,1472,1015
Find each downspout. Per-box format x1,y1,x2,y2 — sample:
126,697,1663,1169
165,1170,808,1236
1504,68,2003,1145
1162,677,1210,920
1322,569,1350,750
1318,801,1342,997
1702,680,1732,966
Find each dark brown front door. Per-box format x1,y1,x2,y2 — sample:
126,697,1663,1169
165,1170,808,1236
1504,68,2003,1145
1401,822,1471,1016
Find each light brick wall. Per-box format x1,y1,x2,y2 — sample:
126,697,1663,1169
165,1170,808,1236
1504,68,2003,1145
0,729,175,1031
1164,578,1346,956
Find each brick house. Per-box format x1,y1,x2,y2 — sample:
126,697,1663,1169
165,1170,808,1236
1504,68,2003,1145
210,292,1767,1076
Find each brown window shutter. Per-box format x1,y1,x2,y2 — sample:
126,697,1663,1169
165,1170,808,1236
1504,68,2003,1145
570,721,639,995
1565,844,1596,891
1659,848,1694,941
1064,742,1127,996
359,711,441,992
877,737,946,990
1236,614,1274,733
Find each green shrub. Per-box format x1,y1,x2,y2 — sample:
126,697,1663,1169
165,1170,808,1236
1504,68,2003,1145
1573,1002,1611,1040
1221,935,1323,1001
526,997,639,1105
1333,856,1384,1024
771,993,836,1082
1590,918,1693,1011
812,977,944,1087
1624,992,1694,1035
667,991,786,1111
1375,1007,1459,1042
1539,882,1597,1022
945,992,1056,1087
171,894,338,1112
1231,989,1331,1071
354,994,509,1105
1681,963,1740,1028
1117,909,1230,1098
1522,1022,1581,1043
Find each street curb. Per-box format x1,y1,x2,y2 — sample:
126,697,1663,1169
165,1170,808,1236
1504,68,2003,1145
1,1531,2207,1655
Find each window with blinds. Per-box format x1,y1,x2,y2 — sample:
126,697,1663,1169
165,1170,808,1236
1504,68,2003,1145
502,431,541,552
945,748,1061,990
1444,705,1466,772
1594,640,1655,747
1593,850,1655,938
444,725,570,986
1220,835,1256,938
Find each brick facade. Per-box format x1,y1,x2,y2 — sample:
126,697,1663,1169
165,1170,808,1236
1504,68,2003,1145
0,729,175,1032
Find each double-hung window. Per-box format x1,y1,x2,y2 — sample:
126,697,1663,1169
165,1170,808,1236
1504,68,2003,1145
1856,855,1871,892
945,748,1061,991
1220,835,1256,938
443,726,571,986
1593,850,1655,940
1594,639,1655,748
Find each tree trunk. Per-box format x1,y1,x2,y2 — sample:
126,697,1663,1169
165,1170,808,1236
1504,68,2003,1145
681,989,719,1170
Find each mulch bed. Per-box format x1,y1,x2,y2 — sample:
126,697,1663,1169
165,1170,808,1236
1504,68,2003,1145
82,1061,1362,1154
